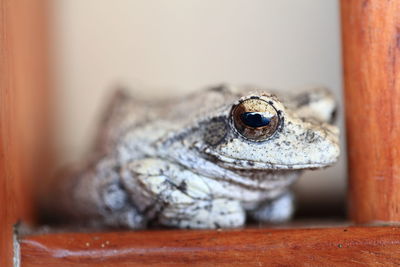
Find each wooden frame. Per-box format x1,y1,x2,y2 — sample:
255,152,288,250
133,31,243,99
342,0,400,223
1,0,400,266
20,226,400,266
1,0,50,266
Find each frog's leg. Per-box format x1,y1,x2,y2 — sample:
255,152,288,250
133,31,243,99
66,157,147,229
248,192,294,223
121,158,245,229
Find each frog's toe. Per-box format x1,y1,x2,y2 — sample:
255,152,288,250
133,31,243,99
103,208,147,229
249,192,294,223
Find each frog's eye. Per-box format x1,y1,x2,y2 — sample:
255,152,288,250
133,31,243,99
231,98,280,141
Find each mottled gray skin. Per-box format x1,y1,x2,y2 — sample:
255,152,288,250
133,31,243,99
63,85,339,229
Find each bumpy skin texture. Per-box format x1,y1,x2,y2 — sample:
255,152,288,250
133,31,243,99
63,85,340,229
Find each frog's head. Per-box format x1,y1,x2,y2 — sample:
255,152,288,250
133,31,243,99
196,87,340,170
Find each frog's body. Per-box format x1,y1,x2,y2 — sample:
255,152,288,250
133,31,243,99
64,85,339,229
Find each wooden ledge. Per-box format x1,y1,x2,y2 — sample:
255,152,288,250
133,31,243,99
20,226,400,266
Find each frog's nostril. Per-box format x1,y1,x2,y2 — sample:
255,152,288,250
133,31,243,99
330,107,338,124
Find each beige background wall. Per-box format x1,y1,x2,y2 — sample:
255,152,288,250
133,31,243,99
52,0,345,205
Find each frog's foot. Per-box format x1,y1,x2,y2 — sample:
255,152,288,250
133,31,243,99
99,182,147,229
59,157,147,229
121,158,245,229
159,198,245,229
249,192,294,223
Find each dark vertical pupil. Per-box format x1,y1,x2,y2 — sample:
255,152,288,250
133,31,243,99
240,112,271,128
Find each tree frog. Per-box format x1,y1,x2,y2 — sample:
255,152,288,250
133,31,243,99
59,85,339,229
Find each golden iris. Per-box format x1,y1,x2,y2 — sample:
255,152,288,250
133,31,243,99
231,98,280,141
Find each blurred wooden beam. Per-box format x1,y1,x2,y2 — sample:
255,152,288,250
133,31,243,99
20,226,400,266
341,1,400,222
0,0,50,266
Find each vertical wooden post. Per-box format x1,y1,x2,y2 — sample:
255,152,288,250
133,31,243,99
0,0,50,266
341,1,400,223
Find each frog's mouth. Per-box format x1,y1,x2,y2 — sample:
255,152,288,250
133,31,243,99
206,151,335,170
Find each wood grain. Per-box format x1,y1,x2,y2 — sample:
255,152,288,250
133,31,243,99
0,0,50,266
341,1,400,222
20,226,400,267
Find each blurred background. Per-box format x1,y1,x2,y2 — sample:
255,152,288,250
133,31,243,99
51,0,345,216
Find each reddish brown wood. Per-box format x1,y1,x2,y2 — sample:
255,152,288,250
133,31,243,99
0,1,50,266
20,226,400,267
341,1,400,222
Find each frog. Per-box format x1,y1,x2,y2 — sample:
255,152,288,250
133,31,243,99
58,84,339,229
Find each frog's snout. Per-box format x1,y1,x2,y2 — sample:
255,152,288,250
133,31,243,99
305,124,340,167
